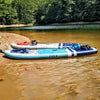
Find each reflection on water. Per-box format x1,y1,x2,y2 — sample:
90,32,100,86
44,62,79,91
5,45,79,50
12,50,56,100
0,29,100,100
1,24,100,31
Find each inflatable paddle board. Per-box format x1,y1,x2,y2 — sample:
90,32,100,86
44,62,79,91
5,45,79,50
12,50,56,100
11,42,80,49
4,47,98,59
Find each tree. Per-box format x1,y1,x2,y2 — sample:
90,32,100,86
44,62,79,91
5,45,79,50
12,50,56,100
35,0,75,24
71,0,98,22
0,0,18,24
13,0,35,24
0,0,100,25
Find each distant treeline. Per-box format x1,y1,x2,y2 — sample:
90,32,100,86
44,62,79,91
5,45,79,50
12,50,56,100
0,0,100,25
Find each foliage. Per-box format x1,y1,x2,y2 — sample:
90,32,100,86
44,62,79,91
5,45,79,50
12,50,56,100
0,0,18,24
0,0,100,25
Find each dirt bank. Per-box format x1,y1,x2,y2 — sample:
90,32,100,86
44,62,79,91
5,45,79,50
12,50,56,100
0,32,30,62
0,32,30,51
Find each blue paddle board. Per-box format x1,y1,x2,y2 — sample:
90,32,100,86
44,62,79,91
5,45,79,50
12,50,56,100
4,47,98,59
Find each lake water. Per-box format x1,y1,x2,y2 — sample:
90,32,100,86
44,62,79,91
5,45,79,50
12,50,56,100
0,27,100,100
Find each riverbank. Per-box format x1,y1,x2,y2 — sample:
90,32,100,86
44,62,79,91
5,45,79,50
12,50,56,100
0,22,100,30
0,32,30,52
1,22,100,28
50,21,100,25
0,24,27,28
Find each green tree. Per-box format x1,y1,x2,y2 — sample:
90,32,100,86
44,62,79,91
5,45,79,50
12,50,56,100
0,0,18,24
32,0,52,24
35,0,75,24
0,0,100,25
14,0,35,24
94,0,100,21
71,0,98,22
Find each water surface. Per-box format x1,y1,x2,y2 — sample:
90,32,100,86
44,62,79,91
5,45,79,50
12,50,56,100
0,28,100,100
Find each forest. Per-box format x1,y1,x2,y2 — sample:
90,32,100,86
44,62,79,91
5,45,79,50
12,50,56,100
0,0,100,25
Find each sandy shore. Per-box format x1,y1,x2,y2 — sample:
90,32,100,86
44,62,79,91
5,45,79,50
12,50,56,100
0,24,27,28
0,32,30,60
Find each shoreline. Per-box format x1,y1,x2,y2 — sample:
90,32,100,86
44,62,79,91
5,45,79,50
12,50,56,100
50,21,100,25
0,22,100,28
0,32,30,52
0,24,27,28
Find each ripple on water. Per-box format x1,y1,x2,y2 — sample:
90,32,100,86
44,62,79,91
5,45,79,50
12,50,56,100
1,54,100,100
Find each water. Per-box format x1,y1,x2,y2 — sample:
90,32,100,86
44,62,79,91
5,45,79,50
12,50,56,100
0,27,100,100
1,24,100,31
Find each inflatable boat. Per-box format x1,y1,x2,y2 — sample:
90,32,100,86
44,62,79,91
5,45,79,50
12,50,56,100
4,45,98,59
11,40,80,49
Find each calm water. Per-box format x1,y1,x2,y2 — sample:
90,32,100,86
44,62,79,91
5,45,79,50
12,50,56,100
0,27,100,100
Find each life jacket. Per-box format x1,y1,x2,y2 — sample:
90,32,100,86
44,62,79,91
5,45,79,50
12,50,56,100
11,48,29,53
